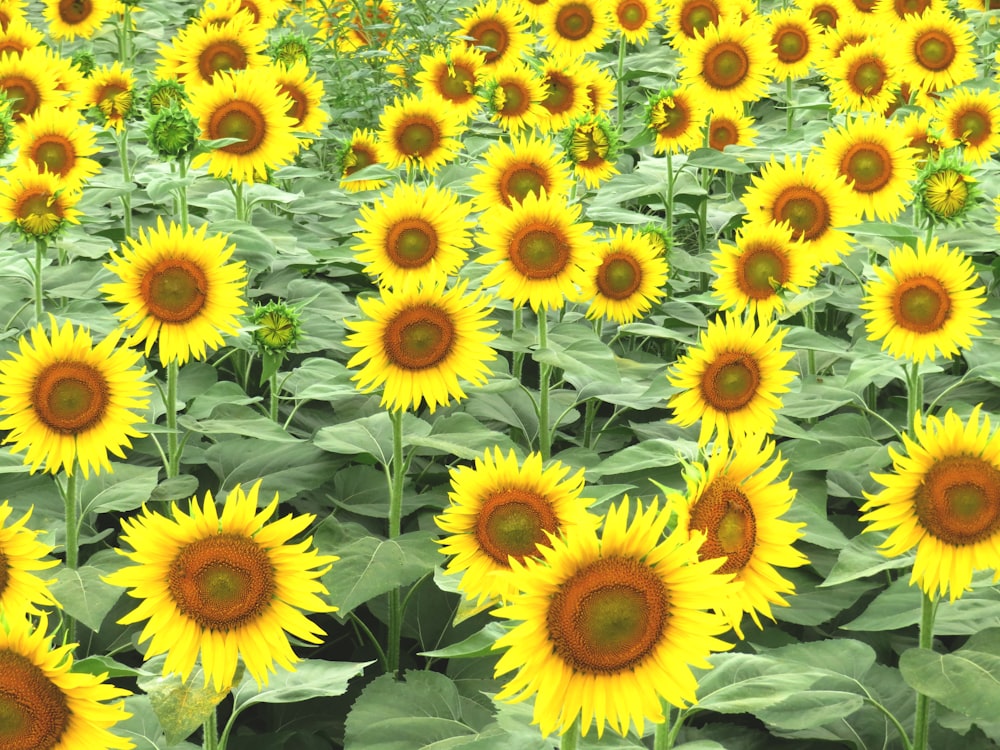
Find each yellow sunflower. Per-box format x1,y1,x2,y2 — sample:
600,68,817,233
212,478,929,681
933,87,1000,165
711,220,816,320
105,481,336,691
457,0,530,68
664,0,729,45
198,0,282,30
861,237,988,364
823,37,901,115
0,47,63,121
579,58,616,115
795,0,849,29
102,218,247,366
612,0,661,44
537,0,612,59
818,11,876,60
766,7,822,80
515,0,550,21
376,94,464,174
898,110,941,166
0,0,26,31
338,128,388,193
563,112,620,189
667,312,796,446
271,60,329,144
0,615,132,749
816,115,918,221
435,448,599,605
671,436,807,636
895,9,975,93
705,106,758,150
647,86,708,155
189,68,300,185
157,14,268,87
43,0,113,40
492,497,734,738
873,0,944,21
477,190,596,311
80,61,136,132
580,225,669,324
0,317,149,478
537,55,591,134
0,16,43,57
485,60,548,134
917,160,976,224
468,131,575,212
13,106,101,190
678,15,775,110
353,182,471,288
344,280,498,413
861,405,1000,601
741,153,858,268
415,44,486,121
0,501,59,617
0,162,81,239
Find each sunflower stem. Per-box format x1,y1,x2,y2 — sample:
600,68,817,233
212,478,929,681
912,592,938,750
785,77,794,135
117,128,133,239
233,180,249,223
165,360,180,479
118,5,132,67
269,372,280,422
386,408,405,677
665,151,674,235
654,706,686,750
178,156,190,232
512,306,524,381
537,310,552,461
803,303,817,378
924,220,934,250
906,360,923,436
61,467,79,644
615,33,627,132
559,716,580,750
32,238,46,323
203,706,219,750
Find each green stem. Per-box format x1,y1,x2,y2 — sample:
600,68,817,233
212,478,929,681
615,33,627,132
117,128,132,239
912,592,938,750
387,408,405,677
654,706,686,750
269,372,279,422
32,238,45,323
803,304,817,377
665,150,674,234
165,361,180,478
512,306,524,381
178,157,190,232
203,707,219,750
697,167,710,292
924,220,934,250
559,716,580,750
118,5,132,66
62,468,78,644
785,77,794,134
906,360,923,436
233,180,249,223
537,310,551,461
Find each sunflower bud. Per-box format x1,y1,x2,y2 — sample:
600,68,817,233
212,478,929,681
71,48,97,77
146,104,199,160
0,98,15,161
143,79,189,115
250,300,303,353
917,156,979,225
269,32,312,67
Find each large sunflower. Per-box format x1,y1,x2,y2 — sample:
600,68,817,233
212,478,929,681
0,501,59,617
105,481,336,691
668,312,796,446
468,131,574,212
344,280,498,413
13,106,101,190
895,8,975,93
485,61,547,134
0,47,63,120
376,94,464,174
42,0,113,40
647,87,708,156
457,0,530,68
492,497,734,738
664,0,729,45
353,182,472,288
0,615,132,749
580,225,669,324
861,405,1000,601
338,128,388,193
823,38,901,115
189,68,300,185
157,14,268,87
860,237,988,363
102,218,247,366
933,87,1000,166
0,162,81,239
0,317,150,478
477,190,596,311
435,448,599,606
415,44,486,121
537,0,612,59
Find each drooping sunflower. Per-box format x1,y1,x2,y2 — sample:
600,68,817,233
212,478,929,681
664,0,728,45
0,501,59,617
0,47,63,120
338,128,388,193
0,16,43,57
816,115,918,221
102,218,248,366
705,106,758,150
0,162,81,239
13,106,101,190
415,44,486,121
468,131,575,212
492,497,734,738
766,7,822,80
376,93,464,174
457,0,530,68
105,481,336,691
157,14,268,87
916,158,977,225
562,112,620,189
271,60,329,144
580,225,669,324
537,55,591,134
353,182,472,288
711,220,816,320
895,9,975,93
861,405,1000,601
478,190,596,311
0,615,132,749
344,280,497,413
80,61,136,132
42,0,113,40
647,87,708,155
189,68,300,185
485,60,548,134
861,237,988,363
612,0,661,44
0,317,149,478
823,38,901,115
671,436,807,636
537,0,612,59
436,448,599,606
667,312,796,446
741,153,858,268
933,87,1000,166
678,15,775,111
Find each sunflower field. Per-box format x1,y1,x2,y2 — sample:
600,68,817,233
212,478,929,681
1,0,1000,748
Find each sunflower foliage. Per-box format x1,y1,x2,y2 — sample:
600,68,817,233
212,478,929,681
0,0,999,749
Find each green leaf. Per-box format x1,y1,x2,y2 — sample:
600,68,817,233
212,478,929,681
684,147,753,174
588,440,684,479
137,662,229,745
695,653,825,715
149,474,200,504
80,464,160,516
755,690,866,730
116,695,200,750
231,659,370,714
419,623,507,659
178,403,299,442
73,655,145,679
822,531,915,587
843,576,1000,634
314,412,431,463
51,561,125,632
406,413,516,460
900,647,1000,725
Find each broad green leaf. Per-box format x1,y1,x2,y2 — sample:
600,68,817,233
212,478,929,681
844,576,1000,634
406,413,516,460
117,695,200,750
822,531,915,587
900,648,1000,725
203,441,335,498
419,623,507,659
314,411,431,463
80,464,160,516
767,638,876,681
231,659,370,713
137,662,229,746
178,404,299,442
149,474,200,504
51,560,125,632
588,440,683,479
73,655,145,679
755,690,866,730
684,147,753,174
694,653,825,714
185,381,261,419
774,574,878,627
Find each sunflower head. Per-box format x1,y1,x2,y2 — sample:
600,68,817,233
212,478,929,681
146,102,200,159
143,77,189,114
70,47,97,76
561,112,620,189
250,299,303,353
916,155,978,225
0,161,82,239
0,501,59,617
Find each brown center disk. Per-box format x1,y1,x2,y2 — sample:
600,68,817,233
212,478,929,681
891,276,951,333
915,456,1000,546
508,225,570,280
689,477,757,574
382,305,455,370
699,351,761,412
209,101,266,155
141,258,209,323
0,651,69,750
473,488,559,564
31,361,108,434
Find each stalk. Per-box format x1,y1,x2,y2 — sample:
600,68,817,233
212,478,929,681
785,77,794,134
203,708,219,750
537,310,551,461
912,593,938,750
906,360,923,436
61,468,78,644
165,360,180,478
559,717,580,750
386,408,405,676
117,128,133,239
32,238,46,323
665,150,675,233
615,33,627,131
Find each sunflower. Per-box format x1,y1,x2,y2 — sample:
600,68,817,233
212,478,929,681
861,405,1000,601
562,112,620,189
250,299,302,354
344,280,498,413
537,55,591,133
199,0,282,29
327,0,399,53
538,0,612,59
492,497,734,738
102,218,247,366
612,0,661,44
80,61,135,132
933,87,1000,166
376,94,464,174
0,16,43,57
817,115,917,221
415,44,486,121
338,128,388,193
678,15,775,111
895,9,975,93
795,0,849,29
485,61,548,134
861,237,988,364
579,58,616,115
820,12,878,60
457,1,530,68
647,87,708,155
873,0,943,21
43,0,113,40
0,615,132,749
0,502,59,617
766,8,822,80
0,162,81,239
353,182,471,288
667,312,796,446
664,0,729,45
916,158,977,225
0,47,63,121
741,153,858,268
189,68,300,185
0,317,149,478
436,448,599,606
705,106,758,150
671,436,807,636
13,106,101,190
898,110,941,165
477,190,596,311
515,0,549,21
711,220,816,320
157,14,268,87
823,38,901,115
848,0,877,12
0,0,26,31
580,225,669,324
468,131,575,212
105,481,335,691
271,60,329,143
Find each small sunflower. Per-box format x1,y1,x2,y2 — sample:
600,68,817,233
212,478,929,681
376,94,464,174
484,61,547,134
895,8,975,93
537,0,612,59
933,87,1000,166
873,0,944,21
271,60,329,144
492,497,734,738
671,436,807,636
435,447,599,606
705,106,758,150
916,158,977,225
415,44,486,121
0,16,43,57
477,190,596,311
537,55,591,133
468,131,575,212
647,87,708,156
579,59,616,115
157,14,268,87
353,182,472,288
580,225,669,324
43,0,113,40
80,61,136,132
13,106,101,190
0,615,132,749
338,128,388,193
0,501,59,617
562,112,620,189
678,15,775,110
766,8,822,80
861,405,1000,601
612,0,661,45
344,280,498,413
0,47,63,121
105,481,336,691
668,312,796,446
102,218,248,366
823,38,901,115
457,0,530,68
861,237,988,363
198,0,282,29
664,0,729,45
0,162,81,240
898,110,941,166
0,317,149,478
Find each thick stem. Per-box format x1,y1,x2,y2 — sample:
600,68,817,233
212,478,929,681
386,408,405,677
665,150,675,234
117,129,132,239
654,707,685,750
269,372,279,422
32,238,45,323
803,304,817,377
559,716,580,750
512,306,524,381
912,592,938,750
615,33,627,131
785,77,794,134
203,707,219,750
166,361,180,478
537,310,551,461
62,468,78,644
233,180,249,223
906,360,923,436
178,157,190,232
